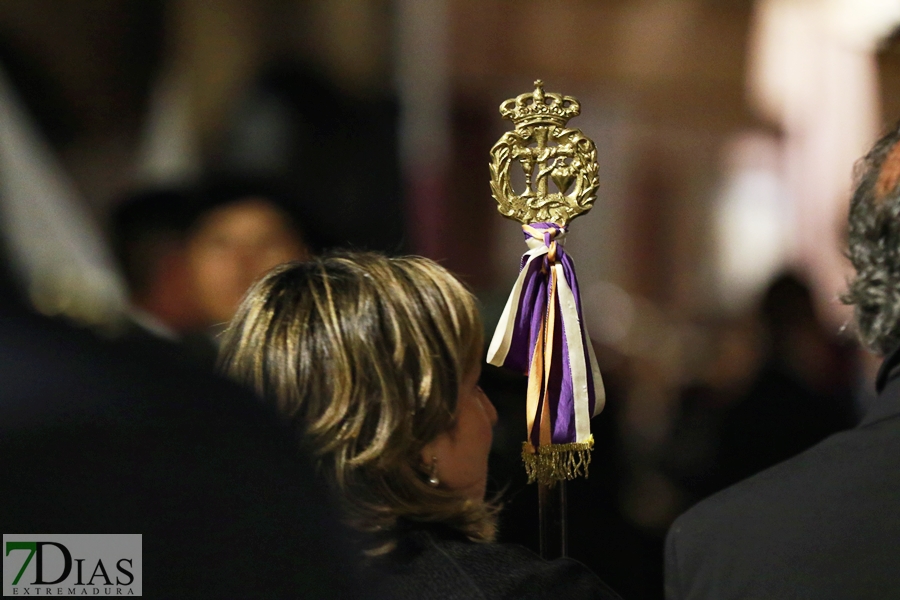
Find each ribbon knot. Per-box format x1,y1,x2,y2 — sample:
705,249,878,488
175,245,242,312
523,223,566,264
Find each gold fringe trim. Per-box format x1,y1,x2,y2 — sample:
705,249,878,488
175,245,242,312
522,435,594,486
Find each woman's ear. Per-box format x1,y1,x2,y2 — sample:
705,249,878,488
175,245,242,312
419,436,439,468
419,433,450,487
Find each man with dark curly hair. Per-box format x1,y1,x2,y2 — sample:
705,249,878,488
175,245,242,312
664,126,900,599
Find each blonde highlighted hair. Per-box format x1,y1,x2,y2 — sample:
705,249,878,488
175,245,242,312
218,252,497,552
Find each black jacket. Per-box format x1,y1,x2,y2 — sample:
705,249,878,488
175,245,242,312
664,346,900,599
372,523,622,600
0,303,362,598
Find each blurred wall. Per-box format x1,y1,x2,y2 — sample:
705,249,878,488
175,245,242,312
1,0,897,348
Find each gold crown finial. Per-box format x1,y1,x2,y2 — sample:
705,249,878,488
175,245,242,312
499,80,580,129
490,80,598,225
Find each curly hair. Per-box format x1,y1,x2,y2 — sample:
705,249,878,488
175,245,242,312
843,123,900,355
217,252,497,554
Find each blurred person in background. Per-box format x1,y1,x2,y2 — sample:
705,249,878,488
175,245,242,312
665,124,900,599
110,186,216,364
707,272,858,493
110,178,310,365
186,176,310,333
219,253,622,600
662,316,761,509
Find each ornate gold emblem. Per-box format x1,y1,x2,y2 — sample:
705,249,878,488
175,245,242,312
489,81,599,226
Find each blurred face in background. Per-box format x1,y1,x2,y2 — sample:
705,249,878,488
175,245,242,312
187,197,309,326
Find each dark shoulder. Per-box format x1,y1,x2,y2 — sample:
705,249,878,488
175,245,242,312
667,428,848,552
666,417,900,599
371,525,621,600
671,415,900,535
0,307,363,598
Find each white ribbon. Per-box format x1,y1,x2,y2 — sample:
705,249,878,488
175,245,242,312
486,236,547,367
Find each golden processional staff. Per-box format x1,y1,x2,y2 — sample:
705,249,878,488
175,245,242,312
487,80,606,559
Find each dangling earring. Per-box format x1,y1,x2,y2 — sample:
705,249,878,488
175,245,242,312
427,456,440,487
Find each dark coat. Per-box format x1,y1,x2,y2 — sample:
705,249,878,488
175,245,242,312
371,523,622,600
0,302,363,598
664,345,900,599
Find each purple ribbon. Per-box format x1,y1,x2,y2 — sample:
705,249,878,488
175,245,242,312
497,222,598,445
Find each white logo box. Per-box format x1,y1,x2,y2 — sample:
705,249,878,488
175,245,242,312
3,534,141,597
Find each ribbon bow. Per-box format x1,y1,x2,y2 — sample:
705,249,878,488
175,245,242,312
487,222,605,485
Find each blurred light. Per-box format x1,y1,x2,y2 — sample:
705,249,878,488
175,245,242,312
0,66,126,326
823,0,900,50
714,132,789,311
748,0,900,124
746,0,886,326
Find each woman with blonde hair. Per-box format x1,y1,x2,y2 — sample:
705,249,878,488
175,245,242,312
219,252,620,599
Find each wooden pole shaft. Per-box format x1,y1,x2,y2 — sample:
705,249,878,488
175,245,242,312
538,481,567,559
